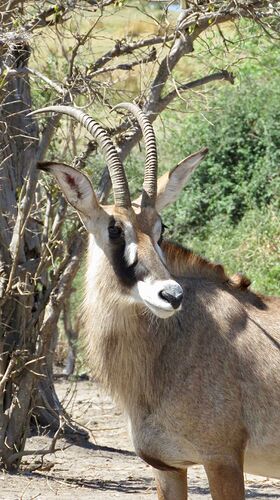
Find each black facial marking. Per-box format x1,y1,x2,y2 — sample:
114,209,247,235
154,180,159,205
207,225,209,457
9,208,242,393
108,217,123,240
108,216,148,288
158,222,167,246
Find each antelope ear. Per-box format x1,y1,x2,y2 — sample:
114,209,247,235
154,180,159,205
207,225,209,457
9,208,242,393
155,148,208,212
38,162,99,218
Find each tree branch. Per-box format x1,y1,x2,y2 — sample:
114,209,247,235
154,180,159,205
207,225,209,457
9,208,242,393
83,0,118,8
91,47,157,77
68,21,99,80
2,67,65,95
23,5,68,32
98,69,234,202
159,70,234,110
90,34,172,73
38,232,85,349
0,0,23,26
5,413,67,466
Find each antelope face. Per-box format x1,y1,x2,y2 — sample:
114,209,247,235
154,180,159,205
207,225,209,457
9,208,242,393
38,162,182,319
93,204,184,319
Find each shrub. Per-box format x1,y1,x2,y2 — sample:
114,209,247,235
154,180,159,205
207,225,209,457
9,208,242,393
160,78,280,240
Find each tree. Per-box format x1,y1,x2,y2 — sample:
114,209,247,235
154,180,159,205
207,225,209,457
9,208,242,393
0,0,279,470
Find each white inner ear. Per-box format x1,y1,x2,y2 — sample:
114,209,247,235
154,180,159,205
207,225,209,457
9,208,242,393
63,172,91,206
47,164,98,216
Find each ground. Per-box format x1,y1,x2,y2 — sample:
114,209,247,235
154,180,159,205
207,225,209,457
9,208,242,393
1,379,280,500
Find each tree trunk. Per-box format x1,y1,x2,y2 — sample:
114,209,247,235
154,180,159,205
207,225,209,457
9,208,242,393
0,32,87,471
0,33,39,470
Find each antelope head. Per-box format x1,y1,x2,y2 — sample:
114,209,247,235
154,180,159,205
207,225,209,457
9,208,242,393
31,104,207,319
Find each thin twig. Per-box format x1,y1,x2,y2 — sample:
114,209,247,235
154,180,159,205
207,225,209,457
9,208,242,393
0,357,16,393
6,415,69,466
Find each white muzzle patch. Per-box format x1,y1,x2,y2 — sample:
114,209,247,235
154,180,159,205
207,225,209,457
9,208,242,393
133,278,183,319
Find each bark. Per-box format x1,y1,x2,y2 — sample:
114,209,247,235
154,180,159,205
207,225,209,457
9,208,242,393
0,33,87,470
0,33,40,470
62,301,79,377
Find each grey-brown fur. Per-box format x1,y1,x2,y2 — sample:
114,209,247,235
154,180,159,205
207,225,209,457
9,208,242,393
84,235,280,498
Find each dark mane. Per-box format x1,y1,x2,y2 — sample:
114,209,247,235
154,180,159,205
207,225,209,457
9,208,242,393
162,240,251,291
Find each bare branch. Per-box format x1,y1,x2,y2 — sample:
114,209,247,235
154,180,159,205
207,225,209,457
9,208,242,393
5,413,68,466
91,35,172,73
23,5,67,32
68,20,100,79
72,141,96,169
38,231,85,348
0,357,16,394
0,0,23,26
2,67,65,95
37,113,63,160
159,70,235,110
91,47,157,77
83,0,123,9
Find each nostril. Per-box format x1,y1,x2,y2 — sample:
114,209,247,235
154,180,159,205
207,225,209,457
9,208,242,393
159,290,169,303
159,289,183,310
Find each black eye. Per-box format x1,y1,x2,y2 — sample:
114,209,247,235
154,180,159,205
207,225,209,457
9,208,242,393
108,223,122,240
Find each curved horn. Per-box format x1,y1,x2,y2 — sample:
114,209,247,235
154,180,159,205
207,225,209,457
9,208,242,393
113,102,157,208
29,105,131,208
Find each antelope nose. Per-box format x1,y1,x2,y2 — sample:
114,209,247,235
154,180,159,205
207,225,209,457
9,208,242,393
159,285,183,310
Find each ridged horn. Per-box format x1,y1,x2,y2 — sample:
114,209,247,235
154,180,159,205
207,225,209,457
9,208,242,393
29,105,131,208
113,102,157,208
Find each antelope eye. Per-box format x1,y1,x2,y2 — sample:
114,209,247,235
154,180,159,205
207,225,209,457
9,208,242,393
108,223,122,240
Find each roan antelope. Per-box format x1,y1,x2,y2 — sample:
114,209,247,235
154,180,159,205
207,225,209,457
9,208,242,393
31,104,280,500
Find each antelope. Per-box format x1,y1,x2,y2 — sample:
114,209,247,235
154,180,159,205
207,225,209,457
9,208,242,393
30,103,280,500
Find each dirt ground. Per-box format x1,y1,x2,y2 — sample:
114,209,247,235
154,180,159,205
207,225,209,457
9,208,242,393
1,379,280,500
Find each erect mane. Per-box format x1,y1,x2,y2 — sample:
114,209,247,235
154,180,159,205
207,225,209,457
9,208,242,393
162,240,251,291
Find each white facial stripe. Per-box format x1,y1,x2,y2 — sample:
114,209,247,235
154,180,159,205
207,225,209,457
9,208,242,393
124,222,137,266
125,241,138,267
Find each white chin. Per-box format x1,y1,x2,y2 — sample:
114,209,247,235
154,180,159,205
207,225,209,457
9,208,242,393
144,302,176,319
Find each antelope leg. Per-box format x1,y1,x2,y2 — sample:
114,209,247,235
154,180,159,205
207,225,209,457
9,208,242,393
204,461,245,500
154,468,188,500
